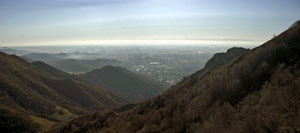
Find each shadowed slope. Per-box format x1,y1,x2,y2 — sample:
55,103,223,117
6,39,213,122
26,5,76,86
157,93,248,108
81,65,166,102
32,61,74,79
0,53,125,131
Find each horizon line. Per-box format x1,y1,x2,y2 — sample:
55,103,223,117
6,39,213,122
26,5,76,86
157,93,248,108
0,39,262,47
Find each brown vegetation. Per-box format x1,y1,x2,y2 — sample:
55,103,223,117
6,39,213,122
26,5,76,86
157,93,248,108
52,22,300,132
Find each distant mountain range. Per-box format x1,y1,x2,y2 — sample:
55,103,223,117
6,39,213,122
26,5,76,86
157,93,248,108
0,47,29,55
52,22,300,132
53,58,122,73
22,53,68,63
22,52,124,73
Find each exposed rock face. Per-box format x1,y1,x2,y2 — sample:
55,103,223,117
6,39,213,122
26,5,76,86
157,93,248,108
204,47,250,70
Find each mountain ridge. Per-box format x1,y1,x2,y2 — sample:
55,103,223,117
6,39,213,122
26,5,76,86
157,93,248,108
80,65,167,102
52,21,300,132
0,53,126,131
32,61,166,103
53,58,122,73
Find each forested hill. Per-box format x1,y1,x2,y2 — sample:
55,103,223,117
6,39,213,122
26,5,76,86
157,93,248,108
32,61,166,103
80,65,167,102
53,22,300,132
0,53,125,132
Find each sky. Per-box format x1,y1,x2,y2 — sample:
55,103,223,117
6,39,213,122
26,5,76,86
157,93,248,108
0,0,299,46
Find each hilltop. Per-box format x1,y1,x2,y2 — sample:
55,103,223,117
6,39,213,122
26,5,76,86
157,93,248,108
204,47,250,70
80,65,167,102
53,58,122,73
32,61,166,103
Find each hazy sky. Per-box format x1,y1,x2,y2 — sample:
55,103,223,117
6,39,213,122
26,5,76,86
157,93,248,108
0,0,299,46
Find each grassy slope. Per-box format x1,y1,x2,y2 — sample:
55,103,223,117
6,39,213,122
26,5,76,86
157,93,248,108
30,115,56,130
30,105,77,130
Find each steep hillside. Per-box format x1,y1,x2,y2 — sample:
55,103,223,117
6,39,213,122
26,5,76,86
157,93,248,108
54,22,300,132
189,47,250,79
53,58,122,73
80,65,166,102
0,53,124,131
204,47,250,70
